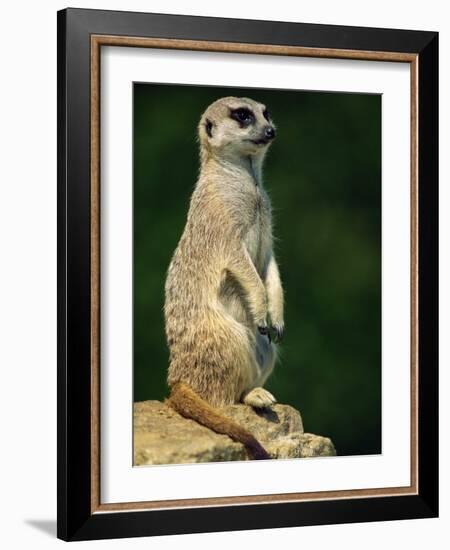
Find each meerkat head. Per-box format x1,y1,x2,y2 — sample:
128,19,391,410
198,97,276,164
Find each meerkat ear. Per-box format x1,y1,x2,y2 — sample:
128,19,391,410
205,118,214,138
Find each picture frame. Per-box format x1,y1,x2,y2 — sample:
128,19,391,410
57,7,438,541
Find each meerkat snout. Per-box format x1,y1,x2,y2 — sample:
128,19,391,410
199,96,276,161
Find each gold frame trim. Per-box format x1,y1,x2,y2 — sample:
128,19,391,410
90,35,419,514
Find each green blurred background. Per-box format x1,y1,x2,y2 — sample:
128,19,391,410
133,83,381,457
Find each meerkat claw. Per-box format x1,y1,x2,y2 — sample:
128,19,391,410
271,324,284,343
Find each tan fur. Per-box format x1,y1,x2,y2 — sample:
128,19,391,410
164,97,284,459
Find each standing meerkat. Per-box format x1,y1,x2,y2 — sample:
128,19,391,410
164,97,284,460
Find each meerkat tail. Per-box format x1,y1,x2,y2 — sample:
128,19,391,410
167,382,270,460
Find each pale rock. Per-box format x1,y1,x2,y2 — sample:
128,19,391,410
134,400,336,465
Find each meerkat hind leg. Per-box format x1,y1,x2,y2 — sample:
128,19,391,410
243,387,277,409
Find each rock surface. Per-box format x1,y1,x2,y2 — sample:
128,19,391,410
134,400,336,465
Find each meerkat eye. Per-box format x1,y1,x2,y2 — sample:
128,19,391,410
230,107,254,127
263,108,270,121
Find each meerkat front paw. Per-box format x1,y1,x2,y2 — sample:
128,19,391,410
243,387,277,409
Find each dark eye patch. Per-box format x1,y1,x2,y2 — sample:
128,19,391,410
263,108,270,121
230,107,255,128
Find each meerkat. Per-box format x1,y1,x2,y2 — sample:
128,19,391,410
164,97,284,460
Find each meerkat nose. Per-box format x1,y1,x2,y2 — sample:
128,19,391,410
264,126,276,140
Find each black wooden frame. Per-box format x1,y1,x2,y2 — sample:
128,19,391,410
57,7,438,541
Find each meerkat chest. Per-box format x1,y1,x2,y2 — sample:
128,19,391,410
244,190,272,272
